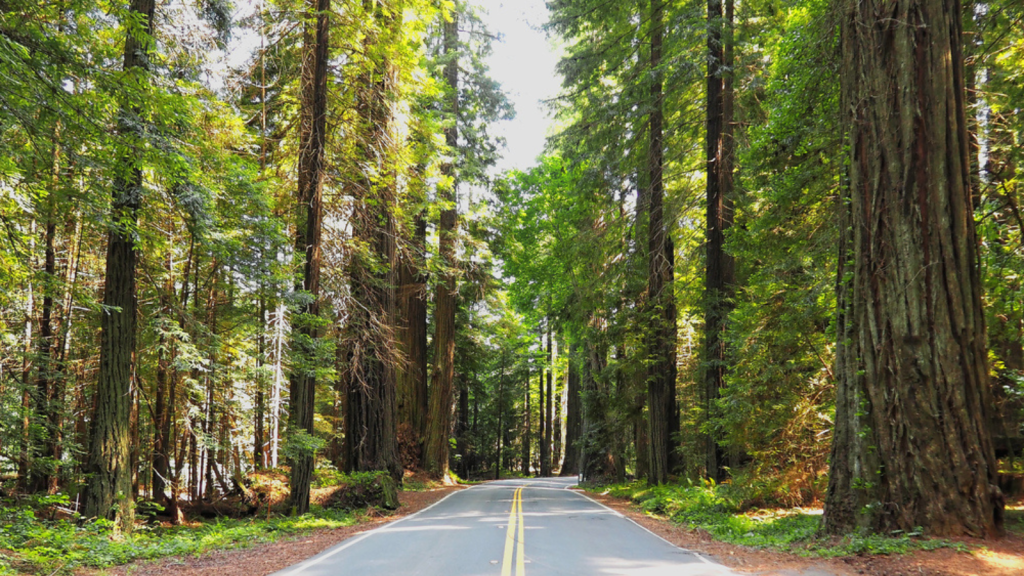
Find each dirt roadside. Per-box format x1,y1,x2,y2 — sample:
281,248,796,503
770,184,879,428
80,485,465,576
580,490,1024,576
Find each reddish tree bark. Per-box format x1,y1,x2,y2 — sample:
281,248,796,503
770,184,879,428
645,0,678,485
824,0,1003,537
287,0,329,515
704,0,736,483
424,13,460,479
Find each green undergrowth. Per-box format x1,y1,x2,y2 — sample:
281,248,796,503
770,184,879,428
0,494,360,576
589,481,971,558
1007,507,1024,535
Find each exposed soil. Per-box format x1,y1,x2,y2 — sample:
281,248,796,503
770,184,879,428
82,485,464,576
581,490,1024,576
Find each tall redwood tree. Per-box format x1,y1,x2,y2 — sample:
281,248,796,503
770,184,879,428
424,11,460,479
287,0,329,514
645,0,678,485
823,0,1003,537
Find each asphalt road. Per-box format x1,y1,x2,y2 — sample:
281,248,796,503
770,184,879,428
272,477,736,576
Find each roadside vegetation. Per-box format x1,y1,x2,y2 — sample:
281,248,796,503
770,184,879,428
586,481,991,557
0,470,445,576
0,495,356,576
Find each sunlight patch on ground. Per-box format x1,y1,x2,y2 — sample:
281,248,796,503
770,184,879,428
974,549,1024,573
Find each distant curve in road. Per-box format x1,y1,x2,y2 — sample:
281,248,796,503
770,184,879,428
272,477,736,576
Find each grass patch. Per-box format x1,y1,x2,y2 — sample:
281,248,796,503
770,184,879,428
588,481,971,557
0,494,359,576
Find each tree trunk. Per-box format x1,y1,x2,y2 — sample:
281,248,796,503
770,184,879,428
522,365,532,476
424,13,460,479
396,208,428,467
29,215,57,493
645,0,678,485
704,0,736,483
255,294,266,469
494,354,506,480
633,392,649,481
560,344,581,476
342,0,401,481
537,336,546,476
287,0,329,515
152,254,173,502
18,219,36,490
30,133,64,495
270,301,285,468
823,0,1003,537
580,342,612,481
456,378,470,478
540,322,552,477
52,212,82,493
83,0,154,529
554,350,562,473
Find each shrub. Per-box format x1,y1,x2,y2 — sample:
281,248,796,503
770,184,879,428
318,471,399,511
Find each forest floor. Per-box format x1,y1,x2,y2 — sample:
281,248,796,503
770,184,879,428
76,483,465,576
584,490,1024,576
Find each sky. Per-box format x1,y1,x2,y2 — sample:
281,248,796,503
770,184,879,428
474,0,562,173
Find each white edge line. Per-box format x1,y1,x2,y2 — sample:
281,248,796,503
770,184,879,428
568,489,724,569
272,486,470,576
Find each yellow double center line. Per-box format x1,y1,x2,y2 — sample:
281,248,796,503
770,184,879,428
500,486,526,576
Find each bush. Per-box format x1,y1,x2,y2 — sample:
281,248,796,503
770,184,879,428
319,471,399,511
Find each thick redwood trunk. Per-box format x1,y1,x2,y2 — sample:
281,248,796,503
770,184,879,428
645,0,678,485
287,0,329,515
396,210,428,467
424,14,460,479
704,0,736,482
823,0,1002,537
82,0,154,528
342,0,400,481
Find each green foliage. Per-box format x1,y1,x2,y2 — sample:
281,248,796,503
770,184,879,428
0,495,357,575
1006,509,1024,535
318,471,399,511
282,429,326,461
589,481,969,557
312,468,390,490
702,0,840,498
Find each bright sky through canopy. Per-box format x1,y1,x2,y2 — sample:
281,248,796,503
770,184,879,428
475,0,562,173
